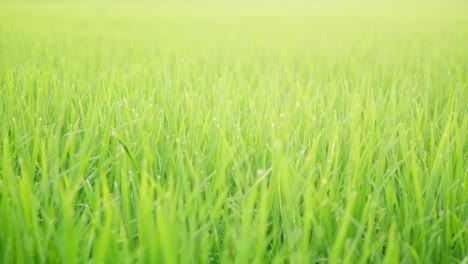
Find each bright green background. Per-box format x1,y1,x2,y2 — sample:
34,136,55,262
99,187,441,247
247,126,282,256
0,2,467,263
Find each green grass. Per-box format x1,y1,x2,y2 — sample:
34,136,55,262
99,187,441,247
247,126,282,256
0,1,467,263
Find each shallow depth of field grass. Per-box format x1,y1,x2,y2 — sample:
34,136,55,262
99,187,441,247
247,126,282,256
0,1,467,263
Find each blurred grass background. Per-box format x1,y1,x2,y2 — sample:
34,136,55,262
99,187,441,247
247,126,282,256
0,1,467,263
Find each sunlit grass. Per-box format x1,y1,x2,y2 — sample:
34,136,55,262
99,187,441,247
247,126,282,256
0,2,467,263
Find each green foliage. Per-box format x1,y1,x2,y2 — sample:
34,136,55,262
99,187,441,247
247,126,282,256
0,2,467,263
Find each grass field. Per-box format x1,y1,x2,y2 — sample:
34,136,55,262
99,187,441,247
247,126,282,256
0,1,467,263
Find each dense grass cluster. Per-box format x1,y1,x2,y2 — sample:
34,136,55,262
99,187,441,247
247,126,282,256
0,2,467,263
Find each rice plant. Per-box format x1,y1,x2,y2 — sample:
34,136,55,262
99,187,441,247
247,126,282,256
0,1,467,263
